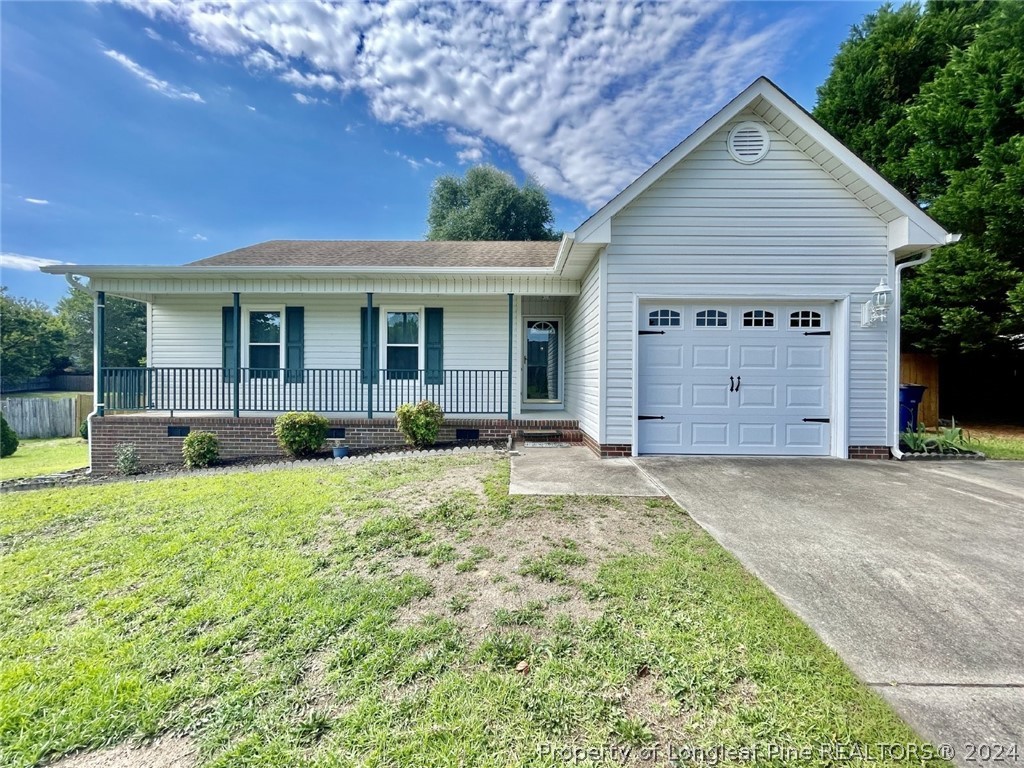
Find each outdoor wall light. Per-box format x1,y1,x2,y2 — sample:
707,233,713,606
860,277,893,327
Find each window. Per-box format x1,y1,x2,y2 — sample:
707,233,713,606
248,310,281,379
648,309,681,327
789,310,822,329
742,309,775,328
695,309,728,328
386,311,419,380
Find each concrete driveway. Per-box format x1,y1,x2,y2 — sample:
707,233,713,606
635,457,1024,764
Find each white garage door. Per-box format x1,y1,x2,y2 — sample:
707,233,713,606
638,302,832,456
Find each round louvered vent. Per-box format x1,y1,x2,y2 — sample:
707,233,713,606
727,121,770,164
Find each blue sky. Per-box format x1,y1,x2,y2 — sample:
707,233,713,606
1,0,876,305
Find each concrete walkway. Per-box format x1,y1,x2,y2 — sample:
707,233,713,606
636,456,1024,765
509,446,661,496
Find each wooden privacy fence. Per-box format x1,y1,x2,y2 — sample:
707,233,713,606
900,353,940,427
0,394,94,438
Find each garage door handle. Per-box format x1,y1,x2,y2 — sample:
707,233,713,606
729,376,734,392
735,376,740,392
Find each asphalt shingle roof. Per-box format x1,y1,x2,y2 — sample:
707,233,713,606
187,240,560,269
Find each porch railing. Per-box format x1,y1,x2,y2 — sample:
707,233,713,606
101,367,510,416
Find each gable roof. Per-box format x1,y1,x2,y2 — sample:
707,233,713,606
570,77,951,258
187,240,559,269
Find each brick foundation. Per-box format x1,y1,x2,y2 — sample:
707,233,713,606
848,445,892,460
580,430,633,458
90,415,581,474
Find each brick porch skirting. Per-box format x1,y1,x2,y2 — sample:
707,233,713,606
579,430,632,458
89,415,581,474
848,445,892,460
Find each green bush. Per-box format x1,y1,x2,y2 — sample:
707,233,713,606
182,430,219,469
79,419,88,440
395,400,444,448
0,413,18,457
273,412,329,458
114,443,141,475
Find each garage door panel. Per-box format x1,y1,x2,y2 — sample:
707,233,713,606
691,422,729,447
786,384,825,409
738,345,777,369
738,423,777,447
738,384,776,408
692,345,730,368
692,383,730,408
638,301,832,457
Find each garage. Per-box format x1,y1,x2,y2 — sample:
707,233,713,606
637,302,833,456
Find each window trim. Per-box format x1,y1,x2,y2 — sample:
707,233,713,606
648,309,682,328
742,309,776,328
379,306,425,378
243,306,285,378
789,310,823,329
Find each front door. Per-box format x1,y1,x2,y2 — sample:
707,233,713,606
524,319,561,403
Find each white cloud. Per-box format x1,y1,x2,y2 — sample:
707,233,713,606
102,48,205,103
246,104,257,112
292,92,324,105
192,233,208,241
0,252,66,271
144,26,162,41
23,197,50,205
115,1,802,207
386,150,444,171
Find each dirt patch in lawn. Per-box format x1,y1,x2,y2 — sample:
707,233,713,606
391,492,690,643
51,735,197,768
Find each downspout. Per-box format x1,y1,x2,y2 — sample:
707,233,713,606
889,251,932,460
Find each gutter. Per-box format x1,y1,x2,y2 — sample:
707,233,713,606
552,233,575,276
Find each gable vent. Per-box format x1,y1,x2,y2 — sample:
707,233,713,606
727,121,770,164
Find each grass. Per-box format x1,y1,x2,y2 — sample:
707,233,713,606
0,437,88,481
968,433,1024,460
2,391,84,400
0,455,948,767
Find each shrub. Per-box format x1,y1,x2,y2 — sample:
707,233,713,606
273,412,329,458
79,418,89,440
114,443,141,475
0,413,18,457
182,430,220,469
395,400,444,448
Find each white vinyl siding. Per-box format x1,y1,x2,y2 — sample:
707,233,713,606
149,294,518,414
603,112,890,448
562,256,601,440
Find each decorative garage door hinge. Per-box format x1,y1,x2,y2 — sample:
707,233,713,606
638,415,665,420
802,417,831,423
803,331,831,336
638,330,665,335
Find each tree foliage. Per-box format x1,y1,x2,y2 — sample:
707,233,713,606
427,165,559,241
814,0,1024,356
0,287,67,381
56,288,147,369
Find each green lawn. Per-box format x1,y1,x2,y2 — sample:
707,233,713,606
0,438,89,481
0,456,946,767
970,434,1024,460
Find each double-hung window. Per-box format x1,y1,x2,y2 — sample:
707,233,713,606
385,311,419,380
248,310,281,379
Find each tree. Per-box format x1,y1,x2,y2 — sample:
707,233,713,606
814,0,1023,357
56,288,147,370
426,165,559,241
0,287,66,381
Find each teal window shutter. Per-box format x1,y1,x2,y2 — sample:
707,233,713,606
285,306,304,383
360,307,380,384
424,308,444,384
222,307,237,383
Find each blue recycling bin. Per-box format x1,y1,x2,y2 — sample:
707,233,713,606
899,384,928,433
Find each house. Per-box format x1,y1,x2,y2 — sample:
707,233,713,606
43,78,953,472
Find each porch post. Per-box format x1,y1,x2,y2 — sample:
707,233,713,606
367,292,374,420
507,292,513,421
232,292,241,417
94,290,105,416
